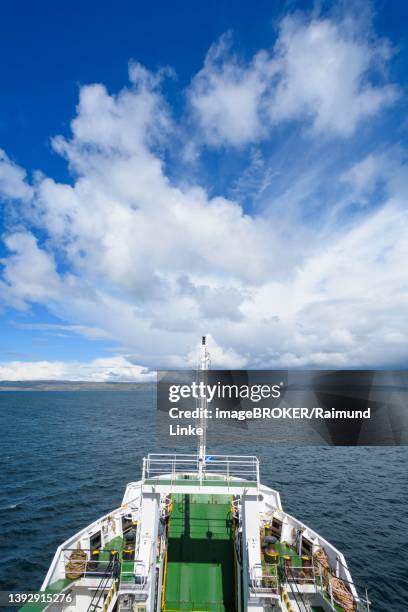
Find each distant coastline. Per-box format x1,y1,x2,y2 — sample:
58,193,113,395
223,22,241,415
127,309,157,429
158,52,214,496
0,381,156,391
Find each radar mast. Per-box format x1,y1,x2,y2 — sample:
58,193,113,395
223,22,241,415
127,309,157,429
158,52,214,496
197,335,209,478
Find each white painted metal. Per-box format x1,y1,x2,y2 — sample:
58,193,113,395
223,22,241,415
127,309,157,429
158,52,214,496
35,340,368,612
242,492,263,611
197,335,210,480
38,472,366,612
136,490,160,608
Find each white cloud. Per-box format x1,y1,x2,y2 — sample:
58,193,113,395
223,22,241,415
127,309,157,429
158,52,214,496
342,153,384,196
0,232,66,309
0,150,33,202
12,322,112,339
53,61,172,166
341,150,408,204
0,64,285,369
0,360,65,381
240,189,408,368
0,23,406,375
186,334,248,369
0,356,154,382
188,34,273,146
268,16,398,135
188,14,398,146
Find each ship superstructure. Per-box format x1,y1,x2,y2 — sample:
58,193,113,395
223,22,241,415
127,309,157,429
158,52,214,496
22,338,370,612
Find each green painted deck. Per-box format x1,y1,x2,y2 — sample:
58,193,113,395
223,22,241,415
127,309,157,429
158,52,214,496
19,579,72,611
274,541,303,567
19,535,129,611
98,535,134,582
164,494,235,612
99,534,123,559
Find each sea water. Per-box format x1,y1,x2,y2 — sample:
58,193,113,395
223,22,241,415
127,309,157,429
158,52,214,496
0,389,406,610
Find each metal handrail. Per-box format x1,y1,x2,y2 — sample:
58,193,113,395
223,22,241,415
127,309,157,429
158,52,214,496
285,565,316,583
249,563,278,593
118,560,147,590
313,555,369,609
143,453,260,485
147,453,259,458
280,564,309,612
86,557,119,612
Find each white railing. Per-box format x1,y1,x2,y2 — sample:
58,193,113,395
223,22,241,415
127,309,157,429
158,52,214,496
313,555,370,611
119,561,147,592
142,453,260,486
250,564,278,594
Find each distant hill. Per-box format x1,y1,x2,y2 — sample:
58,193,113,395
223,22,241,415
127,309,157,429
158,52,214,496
0,380,156,391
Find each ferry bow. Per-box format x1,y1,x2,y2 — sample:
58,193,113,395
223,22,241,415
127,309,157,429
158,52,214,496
21,337,370,612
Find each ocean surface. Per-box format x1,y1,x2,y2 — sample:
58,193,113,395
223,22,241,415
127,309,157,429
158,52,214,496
0,389,407,610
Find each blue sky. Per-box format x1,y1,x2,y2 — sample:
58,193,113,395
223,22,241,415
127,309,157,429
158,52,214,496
0,0,407,380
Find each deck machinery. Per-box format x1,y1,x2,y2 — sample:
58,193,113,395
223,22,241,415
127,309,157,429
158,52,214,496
22,338,370,612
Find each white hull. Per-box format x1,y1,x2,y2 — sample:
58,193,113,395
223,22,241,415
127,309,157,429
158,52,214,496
35,455,366,612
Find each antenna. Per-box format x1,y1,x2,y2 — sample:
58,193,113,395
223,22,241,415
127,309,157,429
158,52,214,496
197,336,210,479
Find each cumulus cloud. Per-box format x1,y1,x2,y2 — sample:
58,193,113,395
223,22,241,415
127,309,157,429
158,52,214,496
188,14,398,146
188,34,273,147
268,15,398,135
0,63,285,369
0,9,406,375
0,356,154,382
0,150,33,202
0,232,65,309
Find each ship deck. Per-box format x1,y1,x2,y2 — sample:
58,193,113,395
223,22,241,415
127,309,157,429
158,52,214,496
20,535,130,611
163,493,235,612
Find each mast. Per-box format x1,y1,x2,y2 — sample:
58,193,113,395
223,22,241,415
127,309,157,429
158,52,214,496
197,335,209,479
